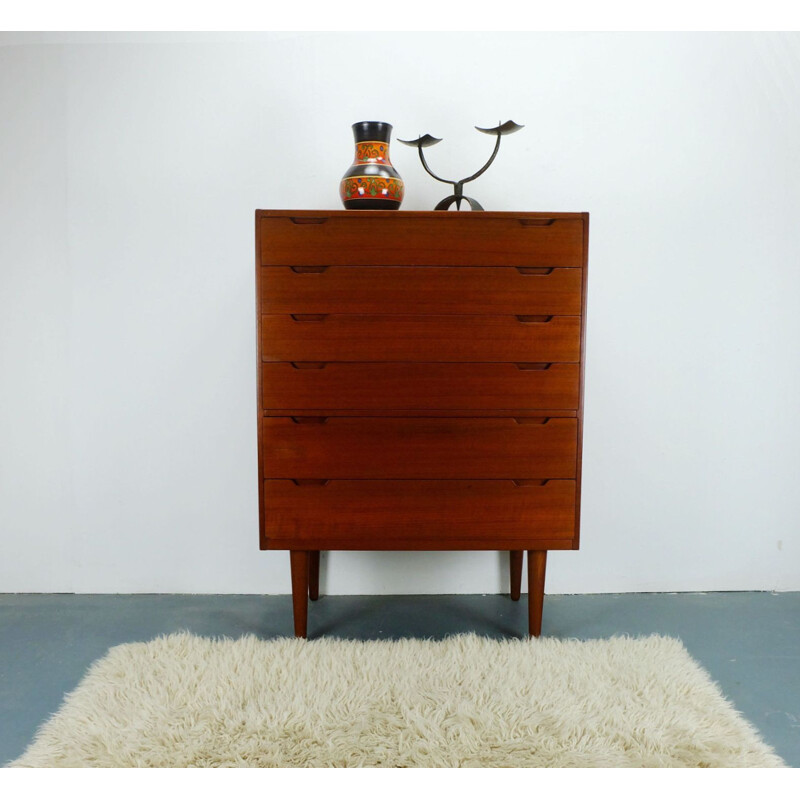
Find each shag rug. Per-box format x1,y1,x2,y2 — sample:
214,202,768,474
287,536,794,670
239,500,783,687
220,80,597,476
10,633,784,768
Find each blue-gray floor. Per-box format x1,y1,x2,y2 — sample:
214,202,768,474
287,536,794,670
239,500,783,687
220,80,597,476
1,591,798,767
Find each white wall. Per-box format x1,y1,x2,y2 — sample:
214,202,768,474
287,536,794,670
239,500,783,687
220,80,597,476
1,32,798,595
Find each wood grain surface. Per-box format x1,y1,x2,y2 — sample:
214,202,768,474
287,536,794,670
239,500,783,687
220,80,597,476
259,212,584,267
260,266,582,315
261,361,581,411
261,314,580,363
262,416,578,479
262,479,577,550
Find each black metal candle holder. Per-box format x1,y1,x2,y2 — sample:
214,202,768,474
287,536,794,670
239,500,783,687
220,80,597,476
399,120,523,210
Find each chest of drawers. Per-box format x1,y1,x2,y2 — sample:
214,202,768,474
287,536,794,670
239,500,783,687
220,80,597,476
256,210,589,638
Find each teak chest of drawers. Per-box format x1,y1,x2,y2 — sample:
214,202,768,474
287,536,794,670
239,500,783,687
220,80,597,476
256,209,589,637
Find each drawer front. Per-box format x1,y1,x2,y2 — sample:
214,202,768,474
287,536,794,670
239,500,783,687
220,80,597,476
259,214,584,267
262,362,580,410
262,479,577,549
260,266,582,315
261,315,580,363
262,416,578,479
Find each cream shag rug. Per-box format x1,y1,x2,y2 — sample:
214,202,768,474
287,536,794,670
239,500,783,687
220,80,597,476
10,632,784,768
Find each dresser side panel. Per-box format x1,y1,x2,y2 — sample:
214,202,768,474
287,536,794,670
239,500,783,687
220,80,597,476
256,212,267,548
573,212,590,549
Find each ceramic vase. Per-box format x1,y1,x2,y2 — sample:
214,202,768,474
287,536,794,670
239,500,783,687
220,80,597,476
340,121,404,210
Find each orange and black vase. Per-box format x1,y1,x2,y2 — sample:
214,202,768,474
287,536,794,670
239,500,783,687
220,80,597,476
340,121,404,210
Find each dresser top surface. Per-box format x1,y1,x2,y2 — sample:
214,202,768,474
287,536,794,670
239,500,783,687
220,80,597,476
257,209,588,221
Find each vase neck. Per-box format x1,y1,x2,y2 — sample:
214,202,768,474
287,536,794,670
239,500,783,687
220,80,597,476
353,140,393,166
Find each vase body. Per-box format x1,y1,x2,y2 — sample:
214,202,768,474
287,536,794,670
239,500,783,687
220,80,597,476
340,121,404,210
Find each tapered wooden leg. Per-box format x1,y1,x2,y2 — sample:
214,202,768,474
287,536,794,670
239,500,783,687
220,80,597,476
290,550,309,638
308,551,320,601
509,550,523,601
527,550,547,637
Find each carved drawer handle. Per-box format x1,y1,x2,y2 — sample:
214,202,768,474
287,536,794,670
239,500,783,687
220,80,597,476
519,218,556,227
292,479,330,486
290,217,328,224
516,267,554,275
513,417,550,425
290,362,327,369
291,417,328,424
516,315,553,323
291,314,328,321
515,363,552,371
512,479,550,487
290,266,329,274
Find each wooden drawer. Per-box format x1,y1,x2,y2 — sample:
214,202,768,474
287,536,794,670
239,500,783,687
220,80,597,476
262,416,578,479
261,315,581,363
262,479,577,550
259,212,584,267
260,266,582,315
262,362,580,410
